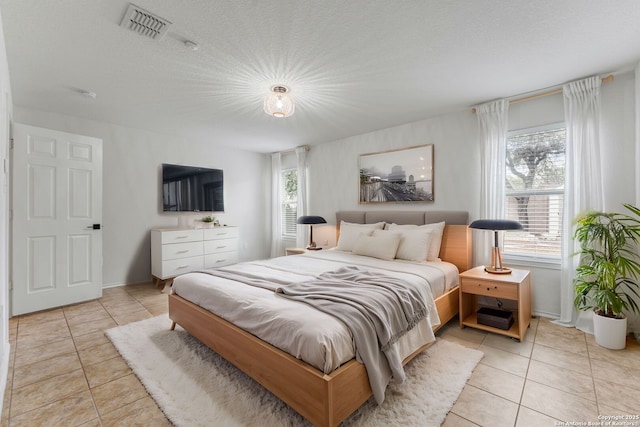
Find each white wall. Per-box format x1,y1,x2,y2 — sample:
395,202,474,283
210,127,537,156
13,107,271,287
306,110,481,247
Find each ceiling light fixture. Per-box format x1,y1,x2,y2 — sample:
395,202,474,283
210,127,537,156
263,85,294,118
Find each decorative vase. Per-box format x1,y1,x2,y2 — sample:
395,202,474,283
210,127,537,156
593,311,627,350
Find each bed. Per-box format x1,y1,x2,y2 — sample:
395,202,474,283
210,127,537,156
168,210,472,426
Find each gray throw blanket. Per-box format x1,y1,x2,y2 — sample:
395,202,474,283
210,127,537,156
194,267,284,291
275,266,428,404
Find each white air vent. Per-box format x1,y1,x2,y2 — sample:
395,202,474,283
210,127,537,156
120,3,172,40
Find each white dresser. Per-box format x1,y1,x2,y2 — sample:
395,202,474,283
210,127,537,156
151,226,239,285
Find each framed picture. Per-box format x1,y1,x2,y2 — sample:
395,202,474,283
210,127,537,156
359,144,434,203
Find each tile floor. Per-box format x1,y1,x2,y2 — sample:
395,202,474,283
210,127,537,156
439,316,640,426
1,282,639,426
1,283,171,427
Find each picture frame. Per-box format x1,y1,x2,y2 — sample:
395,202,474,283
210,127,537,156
359,144,434,203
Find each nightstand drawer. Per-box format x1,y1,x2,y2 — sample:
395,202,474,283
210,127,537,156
460,278,518,299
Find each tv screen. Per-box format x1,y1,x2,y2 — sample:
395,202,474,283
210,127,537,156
162,163,224,212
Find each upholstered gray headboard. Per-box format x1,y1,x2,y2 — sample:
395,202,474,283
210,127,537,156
335,210,472,272
336,210,469,227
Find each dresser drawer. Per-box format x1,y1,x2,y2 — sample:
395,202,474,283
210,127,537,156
460,278,518,299
203,227,238,240
204,238,238,255
204,251,238,268
158,229,203,244
161,256,204,278
161,241,203,261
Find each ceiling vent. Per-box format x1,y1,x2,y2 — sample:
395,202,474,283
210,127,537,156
120,4,172,40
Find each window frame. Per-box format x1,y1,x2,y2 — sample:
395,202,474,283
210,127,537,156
502,122,566,268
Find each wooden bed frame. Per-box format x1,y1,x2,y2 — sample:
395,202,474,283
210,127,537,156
169,211,472,426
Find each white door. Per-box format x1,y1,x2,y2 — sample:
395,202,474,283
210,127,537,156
11,124,103,315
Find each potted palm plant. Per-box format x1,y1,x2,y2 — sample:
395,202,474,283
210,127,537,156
573,203,640,349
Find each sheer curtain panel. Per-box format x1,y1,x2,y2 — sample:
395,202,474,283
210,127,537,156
270,153,285,258
295,147,309,249
475,99,509,265
556,76,604,331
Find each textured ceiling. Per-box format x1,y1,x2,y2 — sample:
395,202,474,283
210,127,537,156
1,0,640,153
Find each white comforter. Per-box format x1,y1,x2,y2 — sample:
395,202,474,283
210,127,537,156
171,250,459,374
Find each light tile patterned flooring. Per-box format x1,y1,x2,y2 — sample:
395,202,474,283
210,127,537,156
1,282,639,426
439,317,640,426
2,283,171,427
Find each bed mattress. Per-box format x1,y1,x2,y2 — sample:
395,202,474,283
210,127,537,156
171,250,459,374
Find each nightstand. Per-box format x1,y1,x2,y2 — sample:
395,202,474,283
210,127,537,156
459,266,531,341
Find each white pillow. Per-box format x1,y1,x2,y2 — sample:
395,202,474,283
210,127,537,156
387,221,445,261
373,229,432,262
336,221,385,251
352,233,401,261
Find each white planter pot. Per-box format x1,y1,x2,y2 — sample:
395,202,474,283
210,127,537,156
593,311,627,350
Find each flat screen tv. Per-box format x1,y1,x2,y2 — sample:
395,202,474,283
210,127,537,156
162,163,224,212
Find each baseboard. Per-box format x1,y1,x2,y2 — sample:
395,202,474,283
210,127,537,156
0,341,10,417
101,282,126,289
102,279,154,289
532,310,559,320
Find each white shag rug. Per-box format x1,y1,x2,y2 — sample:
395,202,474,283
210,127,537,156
106,315,483,427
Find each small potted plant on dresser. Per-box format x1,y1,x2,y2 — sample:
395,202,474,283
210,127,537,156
573,203,640,349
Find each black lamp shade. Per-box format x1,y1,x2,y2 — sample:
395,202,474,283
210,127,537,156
296,216,327,225
469,219,523,274
469,219,523,231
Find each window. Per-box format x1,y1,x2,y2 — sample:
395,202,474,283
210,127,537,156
504,124,566,259
281,169,298,239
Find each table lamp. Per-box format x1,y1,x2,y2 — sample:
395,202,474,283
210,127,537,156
469,219,523,274
296,216,327,250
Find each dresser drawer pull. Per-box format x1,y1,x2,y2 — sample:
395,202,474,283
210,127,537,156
176,250,189,254
177,265,189,269
216,246,227,249
216,259,226,263
217,232,228,236
175,236,189,239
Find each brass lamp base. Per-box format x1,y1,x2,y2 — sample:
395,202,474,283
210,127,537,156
484,246,512,274
484,266,512,274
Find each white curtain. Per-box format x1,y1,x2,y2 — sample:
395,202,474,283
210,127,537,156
631,63,640,339
295,147,309,248
270,153,285,258
475,99,509,265
555,76,604,331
